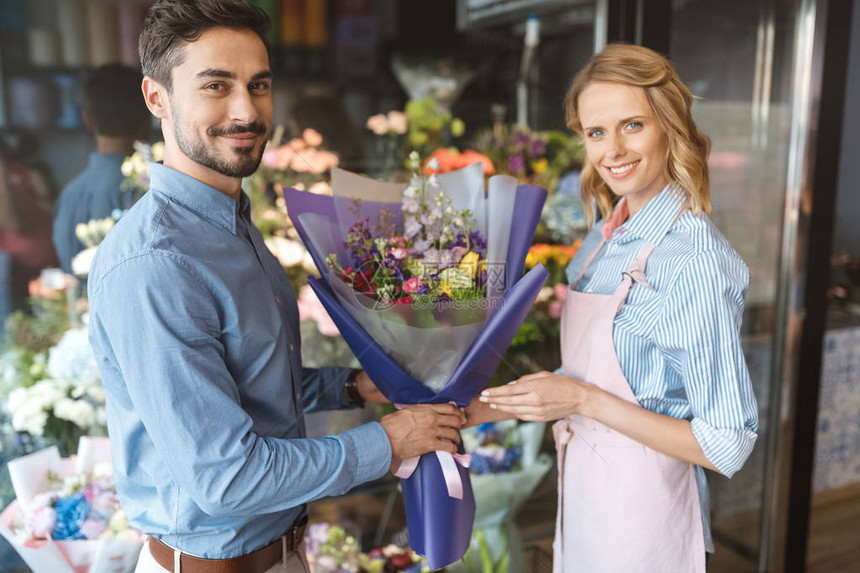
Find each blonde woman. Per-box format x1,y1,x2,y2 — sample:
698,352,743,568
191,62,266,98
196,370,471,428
469,44,758,571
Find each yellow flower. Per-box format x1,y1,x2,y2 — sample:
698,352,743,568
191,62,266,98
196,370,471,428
438,282,453,297
459,251,481,275
531,158,548,174
440,268,473,289
451,118,465,137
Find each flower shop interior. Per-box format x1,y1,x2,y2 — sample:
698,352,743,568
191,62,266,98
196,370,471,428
1,0,859,572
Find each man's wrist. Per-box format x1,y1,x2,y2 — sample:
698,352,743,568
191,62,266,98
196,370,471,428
344,368,365,407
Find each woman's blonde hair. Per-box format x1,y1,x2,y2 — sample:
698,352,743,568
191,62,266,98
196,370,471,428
564,43,711,226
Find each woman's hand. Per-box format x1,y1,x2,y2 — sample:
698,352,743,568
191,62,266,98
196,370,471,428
478,371,598,422
463,394,515,428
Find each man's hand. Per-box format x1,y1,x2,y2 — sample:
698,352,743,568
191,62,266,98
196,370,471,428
380,403,465,460
356,370,389,403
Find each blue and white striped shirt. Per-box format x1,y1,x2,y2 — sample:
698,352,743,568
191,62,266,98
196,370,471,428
566,183,758,552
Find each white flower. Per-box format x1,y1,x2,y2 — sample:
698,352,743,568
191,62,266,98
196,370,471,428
87,385,106,404
536,286,554,303
11,398,48,436
75,223,89,243
427,157,440,171
54,398,96,429
301,252,317,274
264,236,308,268
71,246,98,277
47,328,100,385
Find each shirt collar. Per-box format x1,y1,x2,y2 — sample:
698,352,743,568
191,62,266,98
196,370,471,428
148,162,241,234
611,183,688,246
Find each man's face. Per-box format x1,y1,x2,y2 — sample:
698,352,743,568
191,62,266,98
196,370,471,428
164,27,273,179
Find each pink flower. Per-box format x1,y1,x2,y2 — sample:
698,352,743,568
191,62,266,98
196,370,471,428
302,128,323,147
389,247,408,260
403,277,424,294
554,283,569,301
366,113,389,135
261,148,281,169
297,285,341,337
26,506,56,539
548,300,564,319
290,154,311,172
395,295,414,305
387,111,408,135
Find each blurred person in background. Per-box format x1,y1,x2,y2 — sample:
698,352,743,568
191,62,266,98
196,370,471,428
0,135,58,337
52,63,151,274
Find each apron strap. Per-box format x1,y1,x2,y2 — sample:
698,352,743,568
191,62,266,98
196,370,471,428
571,237,606,290
571,199,629,289
611,201,688,308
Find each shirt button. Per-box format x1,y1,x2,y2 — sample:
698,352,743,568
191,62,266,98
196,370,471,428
276,297,282,305
289,344,295,351
296,392,302,401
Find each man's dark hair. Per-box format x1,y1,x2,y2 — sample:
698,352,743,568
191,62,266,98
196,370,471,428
83,64,150,138
139,0,271,91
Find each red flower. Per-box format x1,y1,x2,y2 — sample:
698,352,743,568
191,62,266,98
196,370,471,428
395,296,413,305
352,271,375,295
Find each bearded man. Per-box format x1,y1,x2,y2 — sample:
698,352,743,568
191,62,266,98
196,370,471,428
87,2,463,571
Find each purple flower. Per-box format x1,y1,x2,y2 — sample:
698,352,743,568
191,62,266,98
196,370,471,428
508,155,525,172
404,217,422,239
80,517,108,540
410,239,431,254
531,139,547,157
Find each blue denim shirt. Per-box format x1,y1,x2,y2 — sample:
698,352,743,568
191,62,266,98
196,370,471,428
87,163,391,559
52,152,129,273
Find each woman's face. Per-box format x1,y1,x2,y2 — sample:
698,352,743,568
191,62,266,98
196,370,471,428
578,82,669,215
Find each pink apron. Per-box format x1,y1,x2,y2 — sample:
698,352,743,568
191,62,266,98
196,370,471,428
552,204,705,572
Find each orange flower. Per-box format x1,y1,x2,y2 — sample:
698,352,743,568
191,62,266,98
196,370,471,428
423,148,495,175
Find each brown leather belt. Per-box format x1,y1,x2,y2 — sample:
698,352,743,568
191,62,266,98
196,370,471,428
148,517,308,573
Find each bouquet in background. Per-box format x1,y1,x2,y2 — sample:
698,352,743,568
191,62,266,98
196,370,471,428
366,111,409,180
71,215,120,278
251,128,339,203
284,154,548,568
472,126,581,195
403,98,465,160
423,148,494,177
120,141,164,203
359,543,429,573
2,326,106,457
304,522,360,573
0,437,143,572
455,422,552,573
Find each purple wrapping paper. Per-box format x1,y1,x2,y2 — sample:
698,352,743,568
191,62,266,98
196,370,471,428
283,182,548,569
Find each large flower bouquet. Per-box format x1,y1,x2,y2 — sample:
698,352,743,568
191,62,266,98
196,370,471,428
284,154,548,569
0,437,143,572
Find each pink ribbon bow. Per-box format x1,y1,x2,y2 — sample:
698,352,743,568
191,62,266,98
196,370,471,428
390,403,472,499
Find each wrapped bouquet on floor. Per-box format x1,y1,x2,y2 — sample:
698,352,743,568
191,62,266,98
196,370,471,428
0,437,143,573
283,154,548,569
